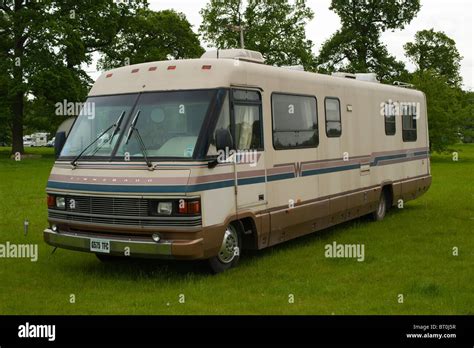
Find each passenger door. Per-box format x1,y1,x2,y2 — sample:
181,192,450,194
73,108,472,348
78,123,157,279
230,89,267,211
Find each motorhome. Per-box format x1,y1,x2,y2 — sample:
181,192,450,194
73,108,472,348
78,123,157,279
44,49,431,273
24,133,49,147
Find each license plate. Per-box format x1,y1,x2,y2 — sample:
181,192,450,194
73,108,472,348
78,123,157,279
90,238,110,254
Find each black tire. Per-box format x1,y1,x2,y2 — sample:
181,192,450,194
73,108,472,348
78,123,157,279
208,223,242,274
372,190,389,221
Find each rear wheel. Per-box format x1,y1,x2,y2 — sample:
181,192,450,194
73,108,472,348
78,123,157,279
208,223,242,274
372,190,389,221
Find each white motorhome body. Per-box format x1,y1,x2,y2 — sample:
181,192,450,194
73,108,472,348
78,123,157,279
44,51,431,272
28,133,49,147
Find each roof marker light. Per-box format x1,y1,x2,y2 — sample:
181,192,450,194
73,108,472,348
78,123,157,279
202,65,212,70
148,66,157,71
167,65,176,70
131,69,139,73
106,73,113,78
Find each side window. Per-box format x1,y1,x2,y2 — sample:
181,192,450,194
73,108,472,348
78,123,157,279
384,101,396,136
402,103,417,142
325,98,341,137
272,94,318,150
232,89,263,150
207,93,230,156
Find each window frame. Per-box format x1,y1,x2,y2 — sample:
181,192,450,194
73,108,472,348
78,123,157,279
324,97,342,138
384,101,397,136
402,103,418,142
230,88,264,151
270,92,319,151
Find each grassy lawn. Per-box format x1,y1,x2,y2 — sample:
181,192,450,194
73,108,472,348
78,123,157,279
0,145,472,315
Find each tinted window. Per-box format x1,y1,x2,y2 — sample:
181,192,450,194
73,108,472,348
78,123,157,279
272,94,318,150
325,98,341,137
402,103,417,142
384,102,396,136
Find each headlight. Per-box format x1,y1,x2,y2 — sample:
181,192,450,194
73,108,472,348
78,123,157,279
157,202,172,215
55,196,66,210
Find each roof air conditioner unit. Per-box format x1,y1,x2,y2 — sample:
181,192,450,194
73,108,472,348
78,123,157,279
201,49,265,64
332,72,379,83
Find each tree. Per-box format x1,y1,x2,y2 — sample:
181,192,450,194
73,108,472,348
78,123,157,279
404,29,463,87
99,9,204,70
0,0,146,155
199,0,315,70
317,0,421,82
458,91,473,143
410,71,463,152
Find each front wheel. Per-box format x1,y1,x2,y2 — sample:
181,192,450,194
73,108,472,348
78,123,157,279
372,190,389,221
208,223,242,274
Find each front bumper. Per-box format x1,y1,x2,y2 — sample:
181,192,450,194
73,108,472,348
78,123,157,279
43,228,205,260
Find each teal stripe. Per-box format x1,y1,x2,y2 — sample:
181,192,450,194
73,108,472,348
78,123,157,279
47,151,428,193
267,173,295,182
302,164,360,177
238,176,266,185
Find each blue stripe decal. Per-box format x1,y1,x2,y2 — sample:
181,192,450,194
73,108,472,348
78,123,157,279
48,152,428,193
47,180,235,193
267,173,295,182
371,153,406,166
237,176,266,186
302,164,360,177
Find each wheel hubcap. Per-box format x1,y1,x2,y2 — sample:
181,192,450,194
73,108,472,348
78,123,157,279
217,226,238,264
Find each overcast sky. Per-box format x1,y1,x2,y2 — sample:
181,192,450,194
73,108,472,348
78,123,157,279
93,0,474,89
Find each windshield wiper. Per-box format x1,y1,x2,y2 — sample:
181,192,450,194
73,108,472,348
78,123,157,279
70,110,125,168
125,110,154,170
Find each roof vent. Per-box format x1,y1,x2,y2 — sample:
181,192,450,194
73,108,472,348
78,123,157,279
332,72,356,79
201,49,265,64
332,72,379,83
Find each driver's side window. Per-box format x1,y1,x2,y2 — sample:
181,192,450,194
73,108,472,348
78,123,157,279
207,94,230,156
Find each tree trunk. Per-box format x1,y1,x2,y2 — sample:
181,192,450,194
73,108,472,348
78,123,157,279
11,0,25,155
11,91,24,155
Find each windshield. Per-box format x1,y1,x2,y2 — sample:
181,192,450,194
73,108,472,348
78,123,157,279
60,89,223,160
115,90,217,159
60,94,139,158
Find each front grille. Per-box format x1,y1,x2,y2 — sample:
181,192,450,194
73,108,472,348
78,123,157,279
48,195,202,228
66,196,149,217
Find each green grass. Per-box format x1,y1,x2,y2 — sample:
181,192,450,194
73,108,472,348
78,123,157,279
0,145,473,315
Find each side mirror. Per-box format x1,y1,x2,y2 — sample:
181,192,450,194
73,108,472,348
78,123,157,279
215,128,233,154
208,129,234,169
54,131,67,159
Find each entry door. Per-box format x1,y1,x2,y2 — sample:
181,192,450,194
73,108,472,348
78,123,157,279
230,89,267,211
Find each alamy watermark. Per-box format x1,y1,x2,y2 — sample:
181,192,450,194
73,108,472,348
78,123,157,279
55,100,95,119
380,100,421,119
217,147,258,167
18,322,55,342
325,241,365,262
0,242,38,262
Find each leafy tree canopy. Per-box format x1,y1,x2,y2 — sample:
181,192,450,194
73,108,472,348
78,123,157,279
405,29,463,87
317,0,421,82
200,0,316,70
99,9,205,70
